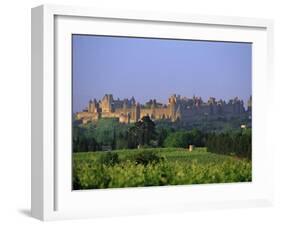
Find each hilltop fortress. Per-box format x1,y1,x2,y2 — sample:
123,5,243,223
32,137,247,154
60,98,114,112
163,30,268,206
75,94,251,124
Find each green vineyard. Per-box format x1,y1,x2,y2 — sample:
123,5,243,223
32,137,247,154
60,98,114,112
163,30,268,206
73,148,252,190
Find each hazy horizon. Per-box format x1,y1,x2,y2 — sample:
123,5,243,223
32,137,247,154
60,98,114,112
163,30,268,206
73,35,252,113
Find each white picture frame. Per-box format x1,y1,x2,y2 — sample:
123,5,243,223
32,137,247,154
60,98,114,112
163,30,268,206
31,4,274,221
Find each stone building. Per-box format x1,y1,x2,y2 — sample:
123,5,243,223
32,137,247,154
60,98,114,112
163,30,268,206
75,94,250,124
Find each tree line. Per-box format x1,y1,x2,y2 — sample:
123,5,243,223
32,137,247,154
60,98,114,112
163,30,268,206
206,129,251,160
73,116,251,160
73,116,207,151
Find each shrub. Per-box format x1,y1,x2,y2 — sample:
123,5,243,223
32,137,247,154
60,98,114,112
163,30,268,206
164,131,190,148
163,129,205,148
98,152,120,166
134,150,162,165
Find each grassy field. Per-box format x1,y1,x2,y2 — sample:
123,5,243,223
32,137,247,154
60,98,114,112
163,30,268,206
73,148,252,190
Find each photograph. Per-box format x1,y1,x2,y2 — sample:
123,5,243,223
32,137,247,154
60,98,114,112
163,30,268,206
72,34,252,190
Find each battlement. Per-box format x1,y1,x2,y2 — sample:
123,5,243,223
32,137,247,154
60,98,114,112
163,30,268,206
76,94,251,124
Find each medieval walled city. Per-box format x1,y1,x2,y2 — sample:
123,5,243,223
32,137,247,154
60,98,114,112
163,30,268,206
75,94,252,124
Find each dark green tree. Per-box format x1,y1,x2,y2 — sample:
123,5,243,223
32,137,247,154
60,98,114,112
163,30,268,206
138,116,157,146
127,115,157,148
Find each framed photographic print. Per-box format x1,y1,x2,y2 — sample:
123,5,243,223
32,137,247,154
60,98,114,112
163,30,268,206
31,4,274,221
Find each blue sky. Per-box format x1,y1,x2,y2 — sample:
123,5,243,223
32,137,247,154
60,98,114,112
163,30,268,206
72,35,252,113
